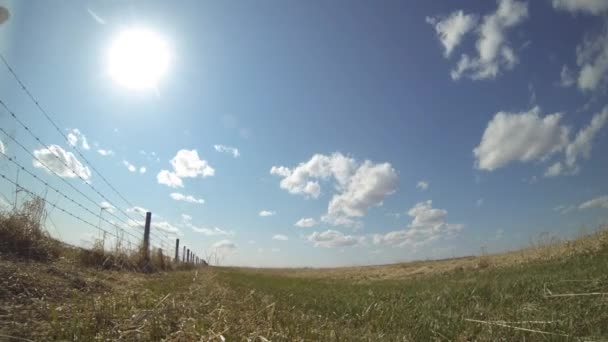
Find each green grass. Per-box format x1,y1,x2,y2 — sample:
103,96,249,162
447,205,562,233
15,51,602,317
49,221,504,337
2,228,608,340
216,248,608,341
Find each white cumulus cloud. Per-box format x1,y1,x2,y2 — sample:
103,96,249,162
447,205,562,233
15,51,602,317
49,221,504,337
259,210,276,217
33,145,92,180
307,230,365,248
474,107,569,171
272,234,288,241
373,200,463,247
157,170,183,188
170,192,205,204
426,10,477,58
552,0,608,15
417,180,429,191
157,149,214,188
214,144,240,158
295,217,317,228
97,149,114,157
579,195,608,209
67,128,90,150
450,0,529,80
271,152,398,227
123,160,136,172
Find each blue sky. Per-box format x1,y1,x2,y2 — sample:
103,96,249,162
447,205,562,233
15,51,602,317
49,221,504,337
0,0,607,267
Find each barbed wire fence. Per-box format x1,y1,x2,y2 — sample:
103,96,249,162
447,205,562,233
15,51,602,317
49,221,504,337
0,53,204,269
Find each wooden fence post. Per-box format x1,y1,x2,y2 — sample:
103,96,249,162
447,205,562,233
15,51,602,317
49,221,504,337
143,212,152,263
174,239,180,262
187,249,190,264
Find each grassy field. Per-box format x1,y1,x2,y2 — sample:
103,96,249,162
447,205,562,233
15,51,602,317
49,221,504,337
1,203,608,340
2,228,608,341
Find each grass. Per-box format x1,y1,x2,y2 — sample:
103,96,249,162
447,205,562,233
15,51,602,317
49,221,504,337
2,199,608,340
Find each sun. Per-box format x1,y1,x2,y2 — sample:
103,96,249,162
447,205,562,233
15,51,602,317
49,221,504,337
107,28,170,90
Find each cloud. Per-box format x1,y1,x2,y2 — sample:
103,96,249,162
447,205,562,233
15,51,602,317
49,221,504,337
214,144,240,158
0,139,5,154
552,0,608,15
157,170,183,188
212,240,237,253
170,192,205,204
426,10,477,57
560,65,576,87
450,0,528,80
579,195,608,209
553,204,576,214
295,217,317,228
561,23,608,92
272,234,289,241
271,152,398,227
139,167,146,174
100,201,115,213
67,128,90,150
157,149,214,188
545,107,608,176
416,180,429,191
474,107,569,171
326,160,398,222
259,210,276,217
33,145,92,180
181,214,192,221
577,25,608,92
307,230,365,248
171,149,214,178
191,225,233,236
97,149,114,157
123,160,136,172
373,200,463,247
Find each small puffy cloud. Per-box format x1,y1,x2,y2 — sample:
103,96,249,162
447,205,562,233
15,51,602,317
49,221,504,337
416,180,429,191
326,160,398,220
157,170,183,188
307,230,365,248
0,139,5,154
272,234,289,241
67,128,90,150
154,221,179,234
295,217,317,228
181,214,192,221
100,201,115,213
373,200,463,247
450,0,528,80
426,10,477,57
212,240,237,253
474,107,569,171
579,195,608,210
191,225,233,236
33,145,92,180
123,160,136,172
157,149,214,188
127,206,148,215
271,153,398,227
170,192,205,204
139,167,146,174
171,149,214,178
545,107,608,177
259,210,276,217
97,149,114,157
561,23,608,92
552,0,608,15
214,144,240,158
560,65,576,87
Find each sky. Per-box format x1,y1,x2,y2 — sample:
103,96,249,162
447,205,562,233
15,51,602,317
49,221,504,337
0,0,607,267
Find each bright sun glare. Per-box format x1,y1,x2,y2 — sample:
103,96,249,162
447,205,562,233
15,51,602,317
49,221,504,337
108,29,170,90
